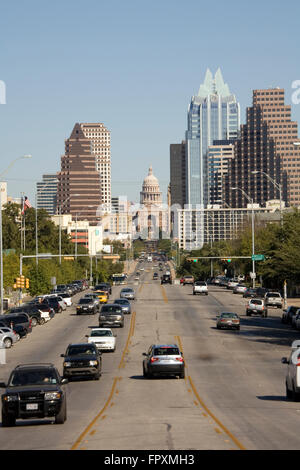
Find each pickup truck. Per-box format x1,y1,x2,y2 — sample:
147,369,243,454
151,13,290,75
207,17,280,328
193,281,208,295
265,292,283,308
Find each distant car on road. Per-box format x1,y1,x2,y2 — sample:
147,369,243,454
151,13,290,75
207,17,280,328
113,298,132,314
246,298,268,317
193,281,208,295
281,341,300,401
142,344,185,379
216,312,240,330
182,276,194,286
161,274,172,285
282,305,300,325
62,343,102,380
243,288,257,298
99,304,124,328
120,287,135,300
265,292,283,309
233,284,247,295
76,298,98,315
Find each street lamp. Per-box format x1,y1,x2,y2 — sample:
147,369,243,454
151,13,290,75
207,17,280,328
231,187,256,288
0,155,32,313
35,178,58,265
58,194,81,264
251,170,283,227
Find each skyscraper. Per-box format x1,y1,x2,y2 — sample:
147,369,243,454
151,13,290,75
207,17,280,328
57,123,102,225
170,141,186,208
186,68,240,207
36,174,57,215
80,123,111,212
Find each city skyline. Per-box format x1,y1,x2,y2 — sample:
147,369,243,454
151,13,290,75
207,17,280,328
1,0,300,205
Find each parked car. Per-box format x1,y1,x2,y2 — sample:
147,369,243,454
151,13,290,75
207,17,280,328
281,341,300,400
9,305,45,327
76,298,98,315
282,306,300,325
45,295,67,311
120,288,135,300
265,292,283,309
56,292,72,307
0,321,27,339
86,328,116,352
0,313,32,335
246,298,268,317
233,284,247,295
216,312,240,330
193,281,208,295
61,343,102,380
161,274,172,285
142,344,185,379
182,276,194,286
99,304,124,328
0,327,19,348
0,363,68,426
113,298,132,314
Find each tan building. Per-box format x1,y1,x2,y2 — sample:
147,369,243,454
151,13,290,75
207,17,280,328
80,123,111,212
253,88,300,207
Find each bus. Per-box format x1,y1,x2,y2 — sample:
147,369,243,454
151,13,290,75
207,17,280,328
112,274,126,285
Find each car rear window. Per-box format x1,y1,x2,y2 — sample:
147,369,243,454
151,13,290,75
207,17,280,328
195,282,206,286
79,299,91,304
9,369,58,386
153,347,180,356
101,306,122,313
266,293,281,298
90,330,112,337
251,299,263,305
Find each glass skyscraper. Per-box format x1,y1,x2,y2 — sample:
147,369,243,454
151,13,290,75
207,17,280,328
186,68,240,207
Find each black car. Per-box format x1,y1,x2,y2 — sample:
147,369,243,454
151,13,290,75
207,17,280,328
161,274,172,285
99,304,124,328
282,305,300,325
0,363,68,426
9,305,43,327
94,283,112,295
40,297,63,313
76,298,98,315
61,343,102,380
0,313,32,335
243,288,257,298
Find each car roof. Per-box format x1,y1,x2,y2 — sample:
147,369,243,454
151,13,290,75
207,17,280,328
13,363,56,370
67,343,96,347
152,344,179,348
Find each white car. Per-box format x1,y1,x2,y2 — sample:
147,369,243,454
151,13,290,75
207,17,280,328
227,279,239,289
57,293,72,307
193,281,208,295
37,309,52,323
0,327,19,348
282,340,300,400
86,328,116,352
233,284,247,294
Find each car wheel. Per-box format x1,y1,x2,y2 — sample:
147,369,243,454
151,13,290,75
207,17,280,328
4,338,12,349
40,318,45,325
31,317,38,327
1,410,15,427
55,399,67,424
58,307,62,313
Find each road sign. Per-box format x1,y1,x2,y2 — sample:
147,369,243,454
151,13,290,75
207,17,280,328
251,254,265,261
250,272,256,279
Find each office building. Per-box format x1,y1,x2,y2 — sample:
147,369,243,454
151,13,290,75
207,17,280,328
80,123,111,212
57,123,102,225
207,140,235,205
170,141,186,208
186,68,240,207
36,174,57,215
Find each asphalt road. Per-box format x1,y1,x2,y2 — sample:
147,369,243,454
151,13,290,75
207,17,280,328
1,263,300,450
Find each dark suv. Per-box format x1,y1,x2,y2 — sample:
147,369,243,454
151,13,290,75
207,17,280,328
9,305,43,327
161,274,172,285
76,298,98,315
0,313,32,335
61,343,102,380
0,363,68,426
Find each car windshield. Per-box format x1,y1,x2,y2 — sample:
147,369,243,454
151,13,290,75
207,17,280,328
79,299,91,304
67,345,96,355
101,306,122,313
153,347,180,356
90,330,112,337
221,313,238,318
121,289,133,293
114,299,129,305
9,369,58,386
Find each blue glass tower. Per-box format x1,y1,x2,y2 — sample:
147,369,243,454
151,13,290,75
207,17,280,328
186,68,240,207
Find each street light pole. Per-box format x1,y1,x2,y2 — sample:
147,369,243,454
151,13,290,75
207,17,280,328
251,170,283,227
0,155,32,314
231,187,256,288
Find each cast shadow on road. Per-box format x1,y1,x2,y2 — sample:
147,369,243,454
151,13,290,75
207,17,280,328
129,375,180,381
257,395,287,402
1,418,54,428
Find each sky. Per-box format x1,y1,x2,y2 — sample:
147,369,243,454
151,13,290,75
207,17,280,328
1,0,300,205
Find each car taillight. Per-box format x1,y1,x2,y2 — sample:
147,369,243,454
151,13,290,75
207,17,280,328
150,357,159,363
176,357,184,362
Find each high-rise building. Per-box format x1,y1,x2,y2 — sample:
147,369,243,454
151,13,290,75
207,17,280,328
207,140,235,205
36,174,57,215
80,123,111,212
170,141,186,208
186,68,240,207
225,90,286,209
252,89,300,207
57,123,102,225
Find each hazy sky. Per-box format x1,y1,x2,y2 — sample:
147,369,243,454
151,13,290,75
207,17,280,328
1,0,300,204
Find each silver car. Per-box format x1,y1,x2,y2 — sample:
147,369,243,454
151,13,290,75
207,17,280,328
142,344,185,379
246,298,268,317
0,327,19,348
120,288,135,300
113,299,132,314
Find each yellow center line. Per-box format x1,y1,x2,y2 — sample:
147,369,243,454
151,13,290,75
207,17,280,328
175,335,246,451
71,310,137,450
160,285,168,303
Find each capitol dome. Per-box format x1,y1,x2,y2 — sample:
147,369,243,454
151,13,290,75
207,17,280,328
140,166,162,206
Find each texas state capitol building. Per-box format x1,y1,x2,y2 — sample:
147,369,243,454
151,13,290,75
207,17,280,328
132,166,169,240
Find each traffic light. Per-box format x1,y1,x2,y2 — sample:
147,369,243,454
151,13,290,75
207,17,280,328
193,259,198,263
25,278,30,289
20,276,25,288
